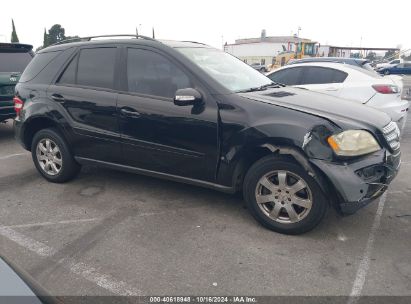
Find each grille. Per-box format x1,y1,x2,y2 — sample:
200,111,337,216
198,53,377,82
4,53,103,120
382,121,400,150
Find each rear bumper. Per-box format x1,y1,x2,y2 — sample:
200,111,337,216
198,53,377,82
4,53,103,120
0,96,14,121
13,117,27,149
311,149,400,215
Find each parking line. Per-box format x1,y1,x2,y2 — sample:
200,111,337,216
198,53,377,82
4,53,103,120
0,226,56,257
4,218,101,229
347,192,386,303
0,225,141,296
0,153,27,160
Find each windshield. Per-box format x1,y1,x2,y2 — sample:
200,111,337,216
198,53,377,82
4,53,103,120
176,47,272,92
0,52,32,73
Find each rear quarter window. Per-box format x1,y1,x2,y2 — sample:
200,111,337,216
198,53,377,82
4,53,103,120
19,51,62,83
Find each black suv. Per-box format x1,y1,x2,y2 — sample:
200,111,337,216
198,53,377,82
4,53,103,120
0,43,34,122
14,35,401,234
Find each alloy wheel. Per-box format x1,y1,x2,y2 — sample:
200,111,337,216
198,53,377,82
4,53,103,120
36,138,63,176
255,170,313,224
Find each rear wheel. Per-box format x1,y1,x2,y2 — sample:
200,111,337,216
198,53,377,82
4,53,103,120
384,70,390,75
31,128,81,183
243,156,328,234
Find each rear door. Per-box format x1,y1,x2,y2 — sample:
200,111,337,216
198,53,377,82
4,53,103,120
297,66,348,97
48,46,122,163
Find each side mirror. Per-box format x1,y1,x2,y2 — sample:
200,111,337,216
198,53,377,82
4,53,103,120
174,88,202,106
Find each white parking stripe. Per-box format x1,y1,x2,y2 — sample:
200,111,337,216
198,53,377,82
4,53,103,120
0,153,27,161
0,226,56,257
0,225,141,296
347,193,386,303
4,218,100,229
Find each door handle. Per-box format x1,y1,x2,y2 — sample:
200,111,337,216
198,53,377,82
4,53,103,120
51,94,65,102
120,107,141,117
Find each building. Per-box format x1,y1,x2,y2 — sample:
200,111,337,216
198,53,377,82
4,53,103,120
318,45,351,58
224,31,312,66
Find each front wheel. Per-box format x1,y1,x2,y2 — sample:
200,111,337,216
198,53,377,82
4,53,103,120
384,70,390,75
243,156,328,234
31,128,81,183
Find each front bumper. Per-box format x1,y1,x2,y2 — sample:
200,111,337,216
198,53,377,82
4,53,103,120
311,149,400,215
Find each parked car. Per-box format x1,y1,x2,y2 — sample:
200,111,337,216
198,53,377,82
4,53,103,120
287,57,375,72
14,35,400,234
0,43,34,123
267,62,409,123
250,62,267,72
375,59,401,70
0,255,60,303
377,62,411,75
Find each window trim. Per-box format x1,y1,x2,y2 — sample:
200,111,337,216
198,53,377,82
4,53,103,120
54,45,120,93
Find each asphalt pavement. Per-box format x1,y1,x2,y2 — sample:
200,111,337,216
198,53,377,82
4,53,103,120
0,90,410,298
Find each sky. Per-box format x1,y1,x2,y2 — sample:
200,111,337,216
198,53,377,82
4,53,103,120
0,0,410,52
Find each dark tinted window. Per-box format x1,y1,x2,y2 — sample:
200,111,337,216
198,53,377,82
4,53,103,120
19,51,61,82
127,48,191,98
0,52,32,72
268,67,303,85
58,55,77,85
77,48,116,89
300,67,347,85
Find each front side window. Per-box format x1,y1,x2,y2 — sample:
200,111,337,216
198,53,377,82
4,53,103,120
76,48,116,89
300,67,347,85
127,48,191,98
268,67,303,86
176,47,272,92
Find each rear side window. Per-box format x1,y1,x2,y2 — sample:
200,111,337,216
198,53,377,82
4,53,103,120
76,48,116,89
19,51,61,82
268,67,303,85
300,67,347,85
0,52,32,73
127,48,191,98
58,55,77,85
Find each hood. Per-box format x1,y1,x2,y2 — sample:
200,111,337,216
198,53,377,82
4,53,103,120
239,87,391,130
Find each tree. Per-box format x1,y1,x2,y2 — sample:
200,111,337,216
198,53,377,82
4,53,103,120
43,28,49,47
47,24,66,45
384,50,396,60
365,51,377,62
11,19,19,43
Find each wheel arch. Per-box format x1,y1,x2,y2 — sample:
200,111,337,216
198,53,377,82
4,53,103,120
22,116,68,152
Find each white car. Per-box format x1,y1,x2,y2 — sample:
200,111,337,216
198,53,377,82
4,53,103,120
266,62,409,123
375,59,401,70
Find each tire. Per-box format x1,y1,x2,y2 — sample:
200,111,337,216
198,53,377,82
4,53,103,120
384,70,390,75
243,156,328,235
31,128,81,183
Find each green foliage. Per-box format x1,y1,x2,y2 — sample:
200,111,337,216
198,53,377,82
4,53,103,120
47,24,66,45
384,50,396,60
365,51,377,61
11,19,19,43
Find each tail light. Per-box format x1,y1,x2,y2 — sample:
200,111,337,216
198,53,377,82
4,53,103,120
13,96,24,115
372,84,399,94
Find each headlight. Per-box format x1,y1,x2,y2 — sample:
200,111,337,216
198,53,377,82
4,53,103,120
327,130,381,156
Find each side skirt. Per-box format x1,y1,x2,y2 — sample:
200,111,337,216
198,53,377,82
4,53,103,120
75,157,236,194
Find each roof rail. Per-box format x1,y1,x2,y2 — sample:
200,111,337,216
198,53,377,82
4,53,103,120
49,34,157,47
180,41,207,46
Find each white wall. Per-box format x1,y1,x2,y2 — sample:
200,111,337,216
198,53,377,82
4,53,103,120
224,42,288,58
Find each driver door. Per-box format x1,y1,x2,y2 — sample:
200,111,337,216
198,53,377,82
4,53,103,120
116,47,219,182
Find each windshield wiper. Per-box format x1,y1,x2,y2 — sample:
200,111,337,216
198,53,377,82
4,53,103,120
237,82,286,93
